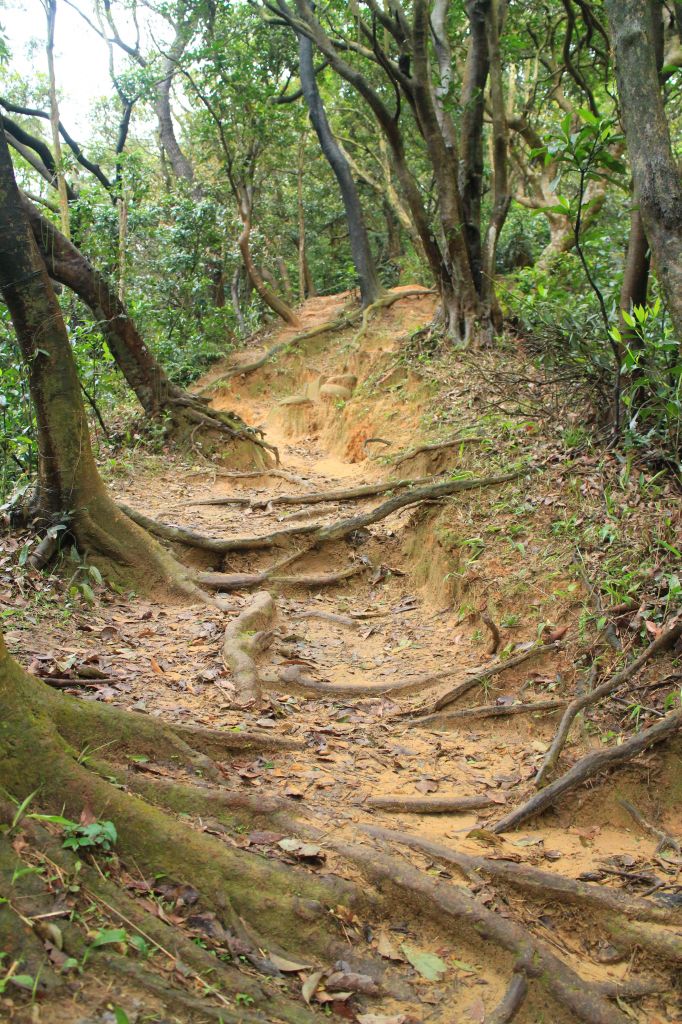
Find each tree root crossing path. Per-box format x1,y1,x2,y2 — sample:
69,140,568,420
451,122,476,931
11,293,682,1024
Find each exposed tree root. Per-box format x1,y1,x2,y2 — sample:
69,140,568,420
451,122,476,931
488,968,528,1024
1,651,358,967
198,307,361,394
270,669,451,698
334,839,631,1024
403,643,560,721
482,608,502,654
122,774,297,831
349,287,435,347
536,616,682,787
360,826,681,925
618,797,681,862
365,794,499,814
223,591,276,705
197,288,434,396
6,813,314,1023
198,561,366,593
392,434,490,467
105,958,288,1024
414,698,566,727
493,707,682,834
191,467,311,485
167,392,279,462
124,473,522,594
120,503,318,553
0,837,63,995
187,473,445,509
299,471,524,546
292,609,360,628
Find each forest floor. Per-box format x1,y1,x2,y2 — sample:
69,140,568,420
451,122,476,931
2,289,681,1024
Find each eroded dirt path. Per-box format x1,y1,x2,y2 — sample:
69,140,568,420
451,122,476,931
6,291,681,1023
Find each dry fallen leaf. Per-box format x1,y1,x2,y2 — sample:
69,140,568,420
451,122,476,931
268,953,313,973
376,931,406,961
302,970,324,1004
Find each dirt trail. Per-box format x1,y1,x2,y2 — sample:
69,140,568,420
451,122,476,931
6,291,681,1023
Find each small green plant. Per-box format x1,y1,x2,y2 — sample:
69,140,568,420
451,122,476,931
62,819,117,853
562,425,590,450
0,955,36,996
235,993,255,1007
28,812,118,855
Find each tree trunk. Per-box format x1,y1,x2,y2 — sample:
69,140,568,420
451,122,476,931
0,628,356,990
297,136,308,299
460,0,491,292
384,200,402,261
620,205,651,318
231,266,247,334
237,189,300,327
276,256,294,302
303,244,316,297
0,131,194,589
154,28,196,186
480,0,511,336
292,14,382,306
412,0,482,340
23,195,174,418
606,0,682,344
44,0,70,239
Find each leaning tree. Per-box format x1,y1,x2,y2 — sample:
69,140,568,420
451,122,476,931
0,124,241,593
268,0,511,345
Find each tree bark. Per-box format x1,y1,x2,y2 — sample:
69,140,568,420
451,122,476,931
291,1,449,315
460,0,491,291
154,25,196,186
606,0,682,344
620,205,651,319
231,266,247,334
43,0,70,239
480,0,511,334
290,10,382,306
0,129,196,590
237,188,300,326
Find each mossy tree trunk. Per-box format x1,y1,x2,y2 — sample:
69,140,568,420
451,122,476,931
0,628,356,984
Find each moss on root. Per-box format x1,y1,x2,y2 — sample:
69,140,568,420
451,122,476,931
0,640,356,966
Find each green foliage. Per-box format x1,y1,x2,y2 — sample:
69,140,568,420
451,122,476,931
611,302,682,467
61,818,117,854
29,813,118,855
0,305,35,501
